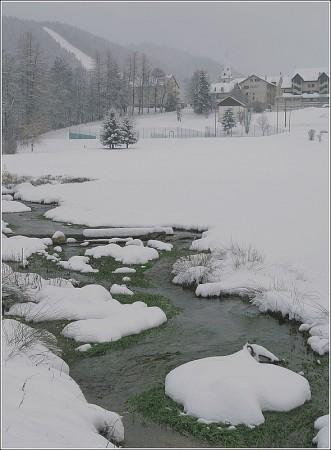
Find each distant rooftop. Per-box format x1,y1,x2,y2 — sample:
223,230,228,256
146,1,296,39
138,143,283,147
292,68,329,81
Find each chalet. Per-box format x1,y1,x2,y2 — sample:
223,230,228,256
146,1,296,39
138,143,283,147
218,96,246,122
239,74,282,107
133,75,180,110
275,68,329,109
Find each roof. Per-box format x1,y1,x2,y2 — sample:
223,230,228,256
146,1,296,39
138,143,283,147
149,75,179,88
210,78,244,94
210,81,237,94
218,96,246,107
281,93,329,98
281,75,292,89
239,75,281,87
292,68,329,81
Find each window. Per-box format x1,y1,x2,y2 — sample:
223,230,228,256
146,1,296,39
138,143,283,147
244,86,249,89
255,78,259,82
311,84,315,87
250,79,253,82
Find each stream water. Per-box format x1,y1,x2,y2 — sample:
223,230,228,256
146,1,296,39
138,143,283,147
3,202,327,448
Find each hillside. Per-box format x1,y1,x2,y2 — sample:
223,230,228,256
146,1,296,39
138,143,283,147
2,16,83,69
2,16,231,87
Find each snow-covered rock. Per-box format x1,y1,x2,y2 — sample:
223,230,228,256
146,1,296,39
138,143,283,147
147,239,173,252
52,231,66,244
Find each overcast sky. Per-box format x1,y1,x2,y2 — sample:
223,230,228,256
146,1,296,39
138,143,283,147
2,1,330,76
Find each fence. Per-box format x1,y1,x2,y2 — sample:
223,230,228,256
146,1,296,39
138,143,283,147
66,125,287,141
69,131,96,139
136,125,287,139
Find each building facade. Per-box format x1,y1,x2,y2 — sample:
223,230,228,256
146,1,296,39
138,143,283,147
218,96,246,122
275,68,329,109
239,75,282,107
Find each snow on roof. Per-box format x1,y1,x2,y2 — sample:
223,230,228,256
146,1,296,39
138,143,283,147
210,82,236,94
292,68,329,81
281,75,292,89
281,93,329,98
210,79,244,94
265,75,282,85
239,75,281,87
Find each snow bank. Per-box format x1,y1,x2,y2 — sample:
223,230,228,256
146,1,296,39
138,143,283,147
58,255,98,273
2,220,12,234
2,319,124,448
2,194,13,201
110,284,134,296
147,239,173,251
2,200,31,213
83,227,174,238
62,303,166,343
165,344,311,426
2,235,50,261
312,414,330,448
112,267,136,274
125,238,144,246
85,243,159,264
174,246,329,355
6,281,167,343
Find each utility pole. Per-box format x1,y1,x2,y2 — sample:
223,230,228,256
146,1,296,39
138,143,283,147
289,108,292,132
276,105,279,133
214,100,217,137
284,101,287,128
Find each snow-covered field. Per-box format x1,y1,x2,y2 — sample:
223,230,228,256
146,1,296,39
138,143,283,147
4,107,329,301
2,106,329,448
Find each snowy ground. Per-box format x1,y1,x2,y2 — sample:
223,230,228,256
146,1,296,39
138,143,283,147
2,106,329,447
4,107,329,300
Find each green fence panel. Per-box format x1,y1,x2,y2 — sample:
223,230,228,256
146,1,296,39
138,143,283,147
69,132,96,139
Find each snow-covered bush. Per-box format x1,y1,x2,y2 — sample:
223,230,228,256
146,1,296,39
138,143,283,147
172,252,222,287
2,263,38,313
223,241,265,269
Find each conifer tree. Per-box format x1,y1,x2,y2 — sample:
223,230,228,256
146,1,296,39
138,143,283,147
221,108,236,136
193,70,212,116
121,116,138,148
100,108,123,149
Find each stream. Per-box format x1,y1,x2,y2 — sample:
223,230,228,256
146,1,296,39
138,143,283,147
3,201,328,448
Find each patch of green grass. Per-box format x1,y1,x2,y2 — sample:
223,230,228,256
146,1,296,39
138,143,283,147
89,256,154,288
115,292,181,319
127,353,329,448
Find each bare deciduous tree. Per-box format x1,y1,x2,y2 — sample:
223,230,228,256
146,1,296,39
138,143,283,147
256,112,270,136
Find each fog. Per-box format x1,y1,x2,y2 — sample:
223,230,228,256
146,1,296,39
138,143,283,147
2,1,329,75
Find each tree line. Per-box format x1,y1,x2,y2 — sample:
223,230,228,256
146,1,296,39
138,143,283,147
2,31,175,153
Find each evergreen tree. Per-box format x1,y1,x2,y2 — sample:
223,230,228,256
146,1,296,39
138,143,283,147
100,108,123,149
164,92,178,112
221,108,236,136
121,116,138,148
193,70,212,115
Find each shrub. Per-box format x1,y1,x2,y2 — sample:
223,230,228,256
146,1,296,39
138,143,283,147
308,129,315,140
